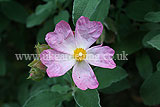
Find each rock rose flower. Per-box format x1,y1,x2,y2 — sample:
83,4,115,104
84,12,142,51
40,16,116,90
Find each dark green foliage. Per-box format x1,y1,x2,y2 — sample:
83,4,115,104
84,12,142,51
136,52,153,79
74,89,100,107
140,71,160,105
1,0,160,106
1,1,28,23
94,66,128,89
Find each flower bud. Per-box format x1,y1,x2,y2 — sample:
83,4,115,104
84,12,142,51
28,60,46,71
35,43,50,54
27,68,45,81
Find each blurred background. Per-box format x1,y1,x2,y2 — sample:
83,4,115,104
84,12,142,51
1,0,160,107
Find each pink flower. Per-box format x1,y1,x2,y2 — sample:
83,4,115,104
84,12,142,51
40,16,116,90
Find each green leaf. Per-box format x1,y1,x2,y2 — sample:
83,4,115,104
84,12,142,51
90,0,110,23
29,80,49,96
1,1,28,23
46,75,69,86
37,19,54,43
37,11,68,43
26,2,56,28
112,31,144,55
94,66,128,89
136,52,153,79
72,0,110,24
55,0,66,4
0,52,6,76
99,78,130,94
144,11,160,23
51,85,71,94
62,70,72,84
35,1,56,15
74,89,100,107
23,90,71,107
72,0,101,24
125,0,155,21
157,61,160,71
140,71,160,105
43,0,65,3
140,23,160,31
147,34,160,50
18,81,32,105
142,30,160,48
104,17,117,34
26,11,51,28
54,10,70,24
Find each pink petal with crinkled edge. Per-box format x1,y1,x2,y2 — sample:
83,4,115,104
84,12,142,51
75,16,103,49
72,61,99,90
40,49,76,77
86,45,116,69
45,21,76,55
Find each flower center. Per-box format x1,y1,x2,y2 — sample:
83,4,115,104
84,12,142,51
74,48,86,62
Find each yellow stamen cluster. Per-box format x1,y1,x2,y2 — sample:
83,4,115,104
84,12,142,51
74,48,87,62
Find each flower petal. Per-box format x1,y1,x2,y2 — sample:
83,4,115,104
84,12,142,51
72,61,99,90
75,16,103,49
40,49,76,77
45,21,76,55
86,45,116,69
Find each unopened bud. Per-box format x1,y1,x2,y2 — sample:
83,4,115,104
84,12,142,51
27,68,45,81
28,60,46,71
35,43,50,54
